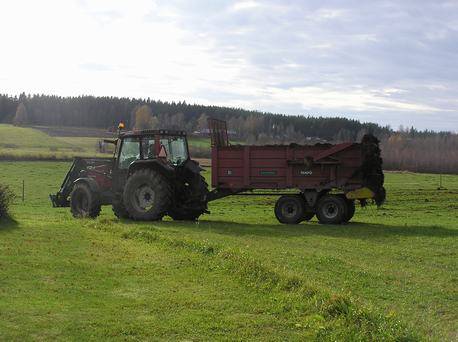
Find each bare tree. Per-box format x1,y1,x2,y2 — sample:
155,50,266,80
13,103,28,126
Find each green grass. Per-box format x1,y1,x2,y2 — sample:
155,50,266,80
0,162,457,340
0,124,112,159
188,136,211,148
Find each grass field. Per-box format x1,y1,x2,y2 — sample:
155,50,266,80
0,124,211,160
0,124,110,159
0,161,456,340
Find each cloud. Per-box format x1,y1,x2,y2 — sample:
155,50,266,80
231,1,261,11
0,0,457,131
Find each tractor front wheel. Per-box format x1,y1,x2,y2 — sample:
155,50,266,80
274,195,306,224
123,169,172,221
70,183,101,218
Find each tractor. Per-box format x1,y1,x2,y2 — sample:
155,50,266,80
50,125,209,221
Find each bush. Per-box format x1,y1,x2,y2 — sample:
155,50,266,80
0,184,15,219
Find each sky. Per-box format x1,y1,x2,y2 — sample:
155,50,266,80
0,0,457,131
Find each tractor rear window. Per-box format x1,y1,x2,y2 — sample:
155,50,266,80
160,136,188,165
142,137,156,159
119,138,140,169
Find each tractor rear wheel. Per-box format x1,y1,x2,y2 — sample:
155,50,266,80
70,183,101,218
123,169,172,221
302,211,315,221
342,198,356,223
315,195,347,224
168,174,209,221
168,208,204,221
274,195,306,224
112,197,130,219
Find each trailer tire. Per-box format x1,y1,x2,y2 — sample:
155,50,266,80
316,195,347,224
70,183,101,218
275,195,306,224
123,169,172,221
112,197,130,219
342,199,355,223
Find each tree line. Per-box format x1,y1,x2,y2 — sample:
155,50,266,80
1,93,457,174
0,93,391,141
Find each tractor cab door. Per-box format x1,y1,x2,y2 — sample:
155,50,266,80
158,135,189,167
112,137,141,192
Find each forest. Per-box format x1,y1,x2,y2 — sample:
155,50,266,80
1,93,457,174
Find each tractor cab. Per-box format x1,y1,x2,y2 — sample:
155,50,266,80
115,130,189,170
51,125,208,221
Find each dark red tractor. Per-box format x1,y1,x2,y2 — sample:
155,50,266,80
50,127,208,221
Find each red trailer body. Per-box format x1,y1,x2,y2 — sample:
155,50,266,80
208,118,385,225
211,143,365,192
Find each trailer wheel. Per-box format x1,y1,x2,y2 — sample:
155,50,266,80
275,195,306,224
112,197,130,219
315,195,347,224
123,169,172,221
342,199,356,223
70,183,101,218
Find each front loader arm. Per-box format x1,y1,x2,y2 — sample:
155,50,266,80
50,157,87,207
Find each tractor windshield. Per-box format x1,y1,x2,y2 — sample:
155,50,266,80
160,136,188,166
119,137,140,169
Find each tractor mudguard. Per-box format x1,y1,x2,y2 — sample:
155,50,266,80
74,177,100,194
183,159,204,174
128,159,175,179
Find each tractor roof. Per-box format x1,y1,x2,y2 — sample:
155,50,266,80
120,129,187,138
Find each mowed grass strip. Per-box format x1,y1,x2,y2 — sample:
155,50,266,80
1,161,457,340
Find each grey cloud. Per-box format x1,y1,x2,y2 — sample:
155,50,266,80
147,0,458,131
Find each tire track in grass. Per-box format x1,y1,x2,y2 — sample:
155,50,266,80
88,219,419,341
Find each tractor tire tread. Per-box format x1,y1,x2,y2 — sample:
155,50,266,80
70,183,101,219
169,174,209,221
123,169,172,221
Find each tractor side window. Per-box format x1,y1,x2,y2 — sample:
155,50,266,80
119,138,140,169
160,136,188,166
142,137,156,159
